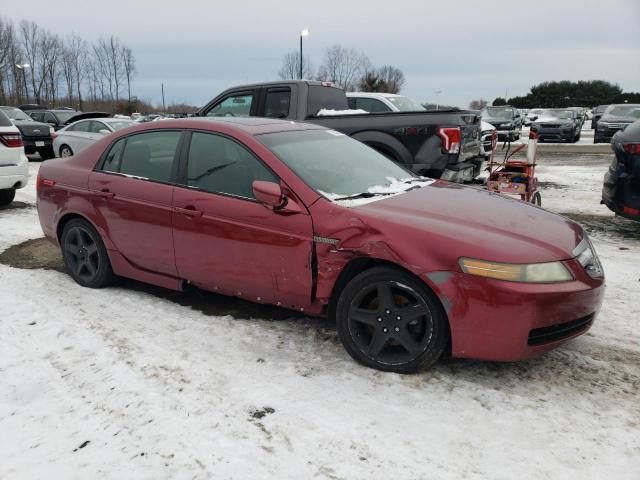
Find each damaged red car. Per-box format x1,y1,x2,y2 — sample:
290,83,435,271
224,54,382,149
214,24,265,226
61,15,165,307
36,118,605,373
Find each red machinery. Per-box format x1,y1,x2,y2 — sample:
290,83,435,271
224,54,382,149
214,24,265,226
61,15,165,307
486,130,542,206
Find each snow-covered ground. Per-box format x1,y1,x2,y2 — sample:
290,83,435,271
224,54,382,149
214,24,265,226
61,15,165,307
1,159,639,479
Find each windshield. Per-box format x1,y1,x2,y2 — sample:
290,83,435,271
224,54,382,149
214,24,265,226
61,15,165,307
0,107,31,121
53,111,78,123
258,129,416,199
605,105,640,118
387,96,425,112
482,107,513,120
108,120,135,131
540,109,574,120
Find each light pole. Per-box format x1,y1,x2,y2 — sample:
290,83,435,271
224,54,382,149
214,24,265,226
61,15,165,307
15,63,30,104
299,28,309,80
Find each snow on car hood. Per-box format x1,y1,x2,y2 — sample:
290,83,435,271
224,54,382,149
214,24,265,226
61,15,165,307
481,121,495,131
320,177,436,207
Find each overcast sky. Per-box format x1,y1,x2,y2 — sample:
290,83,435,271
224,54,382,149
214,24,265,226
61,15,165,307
7,0,640,108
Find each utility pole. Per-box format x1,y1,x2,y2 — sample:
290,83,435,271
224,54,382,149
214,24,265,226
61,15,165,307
299,29,309,80
161,83,166,114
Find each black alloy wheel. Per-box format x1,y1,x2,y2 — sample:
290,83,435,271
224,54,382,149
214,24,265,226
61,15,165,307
336,267,448,373
61,218,113,288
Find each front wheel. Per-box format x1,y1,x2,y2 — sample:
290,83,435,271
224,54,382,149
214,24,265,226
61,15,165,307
336,267,449,373
61,218,114,288
0,188,16,206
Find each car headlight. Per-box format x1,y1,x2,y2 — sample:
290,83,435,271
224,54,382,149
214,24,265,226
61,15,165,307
572,236,603,278
459,258,573,283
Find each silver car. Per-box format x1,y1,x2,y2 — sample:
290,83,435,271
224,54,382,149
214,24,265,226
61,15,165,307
53,117,135,157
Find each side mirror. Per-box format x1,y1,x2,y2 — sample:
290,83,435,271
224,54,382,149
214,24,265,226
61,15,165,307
252,180,301,213
98,129,111,135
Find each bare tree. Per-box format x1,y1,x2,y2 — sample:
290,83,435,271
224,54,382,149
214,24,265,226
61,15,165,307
19,20,41,103
317,44,370,92
468,99,488,110
121,46,136,113
376,65,404,94
277,51,312,80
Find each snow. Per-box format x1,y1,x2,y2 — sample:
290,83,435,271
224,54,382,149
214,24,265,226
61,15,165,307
316,108,368,116
319,177,435,207
1,159,639,479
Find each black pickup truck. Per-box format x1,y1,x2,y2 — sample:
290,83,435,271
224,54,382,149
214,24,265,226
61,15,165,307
197,81,484,181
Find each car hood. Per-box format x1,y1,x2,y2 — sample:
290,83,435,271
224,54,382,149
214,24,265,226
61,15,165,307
483,117,512,124
352,181,584,265
535,118,574,125
600,115,636,123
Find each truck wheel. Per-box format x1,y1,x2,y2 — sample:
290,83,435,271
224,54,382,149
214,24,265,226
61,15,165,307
0,188,16,206
335,266,449,373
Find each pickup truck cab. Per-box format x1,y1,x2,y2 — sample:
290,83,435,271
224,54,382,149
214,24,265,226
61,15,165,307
198,81,484,181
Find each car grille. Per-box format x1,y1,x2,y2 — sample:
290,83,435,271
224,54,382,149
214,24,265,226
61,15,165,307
542,123,560,128
528,314,594,346
604,123,630,130
19,124,50,137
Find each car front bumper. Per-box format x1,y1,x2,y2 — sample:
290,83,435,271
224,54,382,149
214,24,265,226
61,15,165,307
427,259,605,361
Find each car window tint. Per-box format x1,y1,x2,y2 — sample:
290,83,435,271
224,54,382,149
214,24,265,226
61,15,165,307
0,109,12,127
206,93,253,117
44,112,57,124
119,131,181,182
30,112,44,122
88,121,107,134
186,132,277,199
264,88,290,118
69,121,90,132
101,138,126,173
355,98,391,113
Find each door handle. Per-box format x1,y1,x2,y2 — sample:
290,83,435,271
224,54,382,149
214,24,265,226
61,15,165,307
95,189,115,199
174,205,203,217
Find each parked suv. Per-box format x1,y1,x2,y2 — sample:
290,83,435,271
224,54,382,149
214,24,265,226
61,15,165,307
0,106,55,159
481,106,522,141
590,105,609,130
602,119,640,222
0,109,29,205
594,104,640,144
530,109,581,143
27,108,81,131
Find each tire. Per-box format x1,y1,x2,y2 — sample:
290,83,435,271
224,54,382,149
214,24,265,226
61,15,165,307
39,147,55,160
60,218,114,288
335,266,449,373
0,188,16,206
59,145,74,157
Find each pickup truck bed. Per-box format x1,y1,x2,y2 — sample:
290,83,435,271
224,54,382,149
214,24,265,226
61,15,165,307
197,80,484,181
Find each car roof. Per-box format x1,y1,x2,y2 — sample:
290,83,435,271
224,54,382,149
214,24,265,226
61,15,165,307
118,117,327,136
346,92,403,98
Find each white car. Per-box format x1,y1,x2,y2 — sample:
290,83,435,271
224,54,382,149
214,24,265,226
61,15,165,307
346,92,425,112
0,109,29,205
53,117,135,157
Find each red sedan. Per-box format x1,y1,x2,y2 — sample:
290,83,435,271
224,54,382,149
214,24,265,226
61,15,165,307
36,118,605,373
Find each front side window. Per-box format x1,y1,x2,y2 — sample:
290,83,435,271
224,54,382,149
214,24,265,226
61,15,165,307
115,131,181,182
44,112,57,124
206,93,253,117
186,132,277,199
101,138,126,173
264,88,291,118
88,121,109,134
29,112,44,122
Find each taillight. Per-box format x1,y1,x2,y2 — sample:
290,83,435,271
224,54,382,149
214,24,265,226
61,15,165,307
35,175,55,195
0,132,24,148
437,127,461,154
622,143,640,154
36,174,42,194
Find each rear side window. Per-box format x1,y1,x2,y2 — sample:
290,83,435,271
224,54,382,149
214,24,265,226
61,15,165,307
88,121,108,134
0,109,11,127
68,121,90,132
306,85,349,117
355,98,391,113
30,112,44,122
185,132,277,199
206,93,253,117
264,88,290,118
102,131,181,183
44,112,57,124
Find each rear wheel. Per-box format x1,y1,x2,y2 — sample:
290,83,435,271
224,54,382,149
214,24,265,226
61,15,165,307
60,145,74,157
0,188,16,205
61,218,114,288
336,267,448,373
